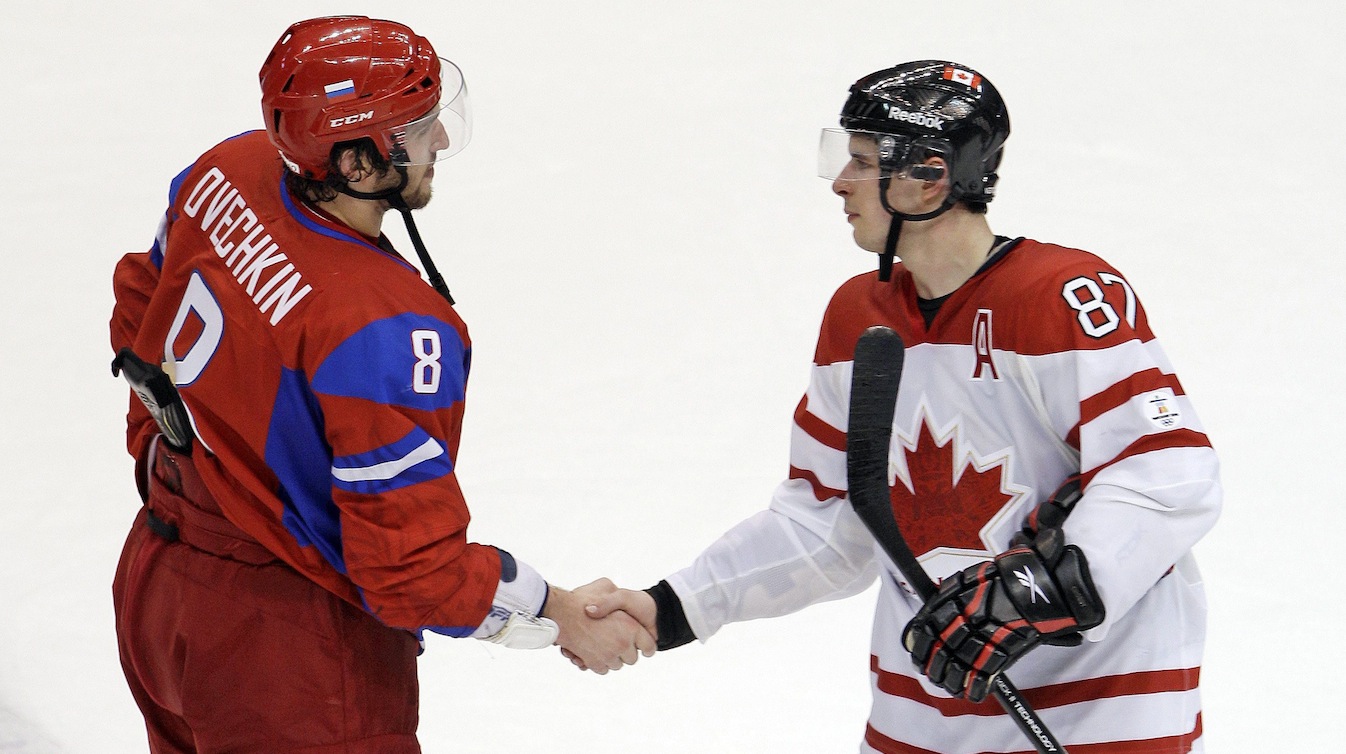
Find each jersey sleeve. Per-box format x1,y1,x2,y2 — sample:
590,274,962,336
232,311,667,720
667,323,879,640
110,207,178,465
111,159,205,462
1028,259,1221,640
270,311,526,636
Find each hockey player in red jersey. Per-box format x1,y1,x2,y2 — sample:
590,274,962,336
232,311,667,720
110,16,653,753
583,62,1220,752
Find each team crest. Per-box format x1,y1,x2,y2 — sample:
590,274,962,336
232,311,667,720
888,402,1030,581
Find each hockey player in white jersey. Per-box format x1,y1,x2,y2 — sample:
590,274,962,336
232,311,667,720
581,61,1220,753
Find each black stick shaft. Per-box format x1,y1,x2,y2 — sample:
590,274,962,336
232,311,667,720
846,326,1068,754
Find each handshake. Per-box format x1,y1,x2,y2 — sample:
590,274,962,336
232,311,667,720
537,579,660,674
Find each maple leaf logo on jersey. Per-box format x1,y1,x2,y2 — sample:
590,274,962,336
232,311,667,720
888,405,1029,575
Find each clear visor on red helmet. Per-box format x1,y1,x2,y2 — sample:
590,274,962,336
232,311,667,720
388,58,471,167
817,128,950,182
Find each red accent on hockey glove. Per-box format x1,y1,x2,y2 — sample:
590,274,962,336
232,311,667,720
901,539,1104,702
1014,476,1082,546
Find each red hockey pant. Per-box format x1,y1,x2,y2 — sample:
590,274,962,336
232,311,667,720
113,444,422,753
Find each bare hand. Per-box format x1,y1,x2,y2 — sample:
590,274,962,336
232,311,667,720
543,579,656,675
561,586,659,672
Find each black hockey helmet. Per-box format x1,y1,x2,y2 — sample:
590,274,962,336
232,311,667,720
821,61,1009,281
831,60,1009,207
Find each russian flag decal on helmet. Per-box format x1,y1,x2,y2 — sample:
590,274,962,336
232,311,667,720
323,79,357,99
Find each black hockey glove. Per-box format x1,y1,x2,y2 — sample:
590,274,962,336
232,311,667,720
902,478,1104,702
112,348,194,453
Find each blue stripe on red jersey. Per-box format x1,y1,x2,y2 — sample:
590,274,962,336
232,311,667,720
331,428,453,495
267,367,348,574
152,164,198,270
423,624,476,639
149,224,166,270
311,314,468,411
168,162,194,207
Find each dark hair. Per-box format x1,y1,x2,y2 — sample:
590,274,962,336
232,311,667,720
963,200,988,214
283,138,393,203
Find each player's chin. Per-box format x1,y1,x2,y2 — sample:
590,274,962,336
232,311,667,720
855,232,884,254
402,186,433,211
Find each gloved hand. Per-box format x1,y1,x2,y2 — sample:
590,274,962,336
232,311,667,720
902,478,1104,702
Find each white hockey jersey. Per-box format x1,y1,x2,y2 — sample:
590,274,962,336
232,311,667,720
667,238,1220,753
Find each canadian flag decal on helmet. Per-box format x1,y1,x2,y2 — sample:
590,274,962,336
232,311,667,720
943,66,983,91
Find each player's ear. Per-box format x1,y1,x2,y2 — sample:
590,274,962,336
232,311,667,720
917,156,948,187
911,156,949,208
335,146,374,183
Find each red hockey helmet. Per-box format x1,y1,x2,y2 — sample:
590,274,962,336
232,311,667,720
259,16,470,179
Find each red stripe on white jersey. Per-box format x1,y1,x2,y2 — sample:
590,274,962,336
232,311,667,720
788,465,846,502
870,655,1200,715
793,395,847,452
865,713,1201,754
1081,428,1213,481
1078,368,1186,429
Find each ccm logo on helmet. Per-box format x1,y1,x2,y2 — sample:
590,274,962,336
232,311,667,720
887,107,944,131
329,111,375,129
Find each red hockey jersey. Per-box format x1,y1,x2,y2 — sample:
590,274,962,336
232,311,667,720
111,131,502,635
667,240,1221,752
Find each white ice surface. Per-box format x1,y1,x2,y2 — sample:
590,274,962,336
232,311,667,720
1,2,1341,751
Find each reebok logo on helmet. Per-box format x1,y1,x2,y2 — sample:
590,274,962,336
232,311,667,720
886,107,944,131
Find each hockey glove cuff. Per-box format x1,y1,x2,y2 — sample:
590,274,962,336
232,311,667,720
472,549,557,648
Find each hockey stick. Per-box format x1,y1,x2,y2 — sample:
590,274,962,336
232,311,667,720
845,325,1068,754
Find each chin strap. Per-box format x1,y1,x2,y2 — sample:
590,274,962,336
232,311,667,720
874,171,960,284
388,193,455,305
338,167,455,306
877,173,899,282
879,214,900,282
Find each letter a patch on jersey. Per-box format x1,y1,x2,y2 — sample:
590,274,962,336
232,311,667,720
971,309,1000,381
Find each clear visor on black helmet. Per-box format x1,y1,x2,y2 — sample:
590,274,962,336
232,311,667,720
388,58,472,167
817,128,950,182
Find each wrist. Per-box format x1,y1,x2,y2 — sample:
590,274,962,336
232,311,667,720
540,584,575,634
540,584,563,620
